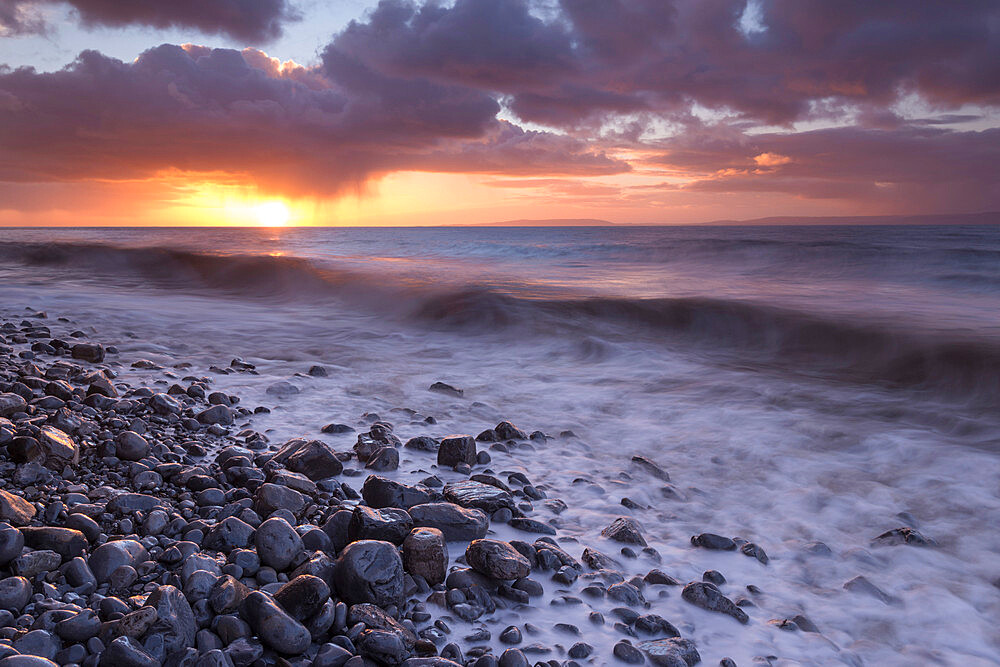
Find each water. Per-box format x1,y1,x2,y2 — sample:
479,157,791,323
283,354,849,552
1,224,998,665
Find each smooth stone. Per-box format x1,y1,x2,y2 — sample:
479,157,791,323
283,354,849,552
466,539,531,580
402,527,447,586
362,475,435,510
334,540,403,607
601,517,647,546
144,584,198,656
348,506,413,545
681,582,748,623
89,540,148,583
255,517,303,571
437,435,476,468
273,574,331,622
240,590,311,655
408,503,488,542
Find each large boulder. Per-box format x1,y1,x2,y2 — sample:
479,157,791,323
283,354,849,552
443,481,515,514
362,475,436,510
348,506,413,545
436,435,476,468
408,503,488,542
402,528,447,586
240,591,311,655
334,540,403,607
144,584,198,656
273,438,344,480
465,539,531,581
0,491,36,526
88,540,148,583
254,483,305,518
255,517,304,571
0,394,27,418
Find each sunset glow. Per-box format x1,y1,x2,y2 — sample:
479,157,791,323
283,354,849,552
254,201,291,227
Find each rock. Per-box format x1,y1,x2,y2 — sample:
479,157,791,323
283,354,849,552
366,446,400,471
208,575,250,614
348,506,413,545
254,483,305,518
0,658,60,667
89,540,148,583
740,542,768,564
428,382,463,397
443,481,515,514
631,456,670,481
71,343,105,362
241,591,312,655
19,527,87,559
255,517,304,571
314,643,353,667
100,636,159,667
197,405,233,425
362,475,435,510
681,582,748,623
494,421,527,440
437,435,477,467
601,517,647,546
34,426,79,468
55,609,101,642
321,423,355,434
115,431,150,461
404,436,438,452
144,584,198,657
273,438,344,480
873,527,933,547
273,574,330,621
0,393,27,417
0,490,36,526
11,550,61,578
402,527,447,585
334,540,403,607
0,523,25,565
266,381,300,398
637,638,700,666
466,539,531,580
203,516,256,553
690,533,735,550
347,603,417,647
614,641,645,664
508,518,555,535
149,393,182,415
408,503,488,542
358,629,410,665
581,547,619,570
843,575,895,604
0,576,31,612
107,493,162,514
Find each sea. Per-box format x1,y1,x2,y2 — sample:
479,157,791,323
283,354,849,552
1,224,998,665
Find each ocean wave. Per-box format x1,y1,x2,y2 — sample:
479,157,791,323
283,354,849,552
2,240,998,402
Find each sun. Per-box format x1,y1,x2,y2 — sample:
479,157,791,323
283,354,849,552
255,200,291,227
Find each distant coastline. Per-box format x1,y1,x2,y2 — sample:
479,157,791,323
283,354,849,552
462,211,1000,228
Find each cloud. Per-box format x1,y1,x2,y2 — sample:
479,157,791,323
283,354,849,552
0,0,300,42
0,43,626,195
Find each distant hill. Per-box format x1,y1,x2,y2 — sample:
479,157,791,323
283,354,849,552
698,211,1000,226
466,218,616,227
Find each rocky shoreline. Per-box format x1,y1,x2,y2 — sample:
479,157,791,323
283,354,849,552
0,306,860,667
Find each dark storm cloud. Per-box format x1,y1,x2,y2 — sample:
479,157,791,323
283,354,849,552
0,44,624,194
0,0,299,42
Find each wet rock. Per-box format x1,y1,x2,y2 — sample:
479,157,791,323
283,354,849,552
273,574,330,621
843,575,895,604
18,425,79,469
254,483,305,518
702,570,726,585
349,506,413,545
266,381,300,398
443,481,515,514
740,542,768,564
274,438,344,480
614,640,645,664
437,435,477,467
872,527,933,547
508,518,555,535
681,582,748,624
363,475,435,510
0,491,36,526
322,423,355,435
20,526,87,559
203,516,255,553
0,523,24,565
197,405,233,425
428,382,463,397
358,629,410,664
494,422,527,440
499,626,522,644
402,527,447,585
0,576,31,612
366,445,400,471
637,638,700,666
0,393,27,417
601,517,647,546
255,517,304,571
144,584,197,657
115,431,150,461
466,539,531,580
404,436,438,452
11,550,61,578
150,392,182,415
89,540,149,583
101,636,158,667
208,575,250,614
408,503,488,542
240,590,311,655
314,643,353,667
334,540,404,607
630,456,670,481
71,342,105,363
690,533,735,550
55,609,101,642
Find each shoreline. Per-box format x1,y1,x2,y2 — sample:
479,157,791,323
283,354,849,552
0,306,719,667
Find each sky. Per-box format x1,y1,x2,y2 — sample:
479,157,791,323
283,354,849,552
0,0,998,226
